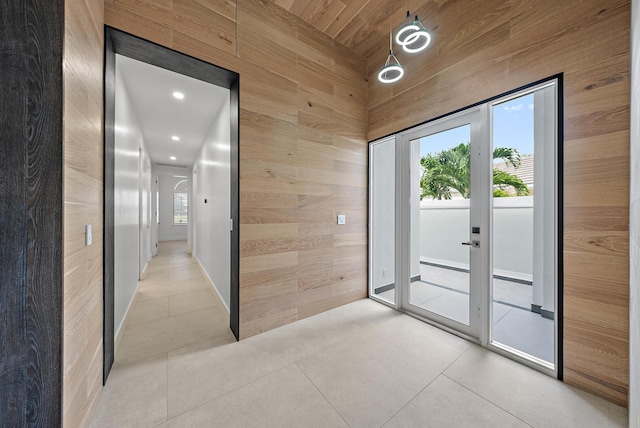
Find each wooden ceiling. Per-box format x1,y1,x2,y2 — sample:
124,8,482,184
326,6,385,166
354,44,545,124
268,0,428,62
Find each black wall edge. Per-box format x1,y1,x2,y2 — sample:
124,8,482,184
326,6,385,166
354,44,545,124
103,28,116,384
556,73,565,381
230,77,240,340
0,0,65,424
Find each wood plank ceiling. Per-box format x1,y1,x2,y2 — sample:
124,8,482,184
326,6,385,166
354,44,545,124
268,0,413,61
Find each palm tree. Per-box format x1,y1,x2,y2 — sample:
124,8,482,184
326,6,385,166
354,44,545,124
420,142,529,200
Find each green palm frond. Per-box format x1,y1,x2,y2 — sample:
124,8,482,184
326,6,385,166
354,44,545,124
420,142,529,200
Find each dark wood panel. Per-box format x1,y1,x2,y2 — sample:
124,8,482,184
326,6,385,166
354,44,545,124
0,0,64,425
108,27,237,88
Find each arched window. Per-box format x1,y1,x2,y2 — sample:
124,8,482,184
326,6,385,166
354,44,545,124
173,179,188,224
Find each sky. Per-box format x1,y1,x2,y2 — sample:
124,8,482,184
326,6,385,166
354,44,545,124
419,93,534,158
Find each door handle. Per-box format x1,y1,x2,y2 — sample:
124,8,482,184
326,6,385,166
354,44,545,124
461,240,480,248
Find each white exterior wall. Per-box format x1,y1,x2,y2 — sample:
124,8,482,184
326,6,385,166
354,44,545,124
420,197,534,280
193,93,231,310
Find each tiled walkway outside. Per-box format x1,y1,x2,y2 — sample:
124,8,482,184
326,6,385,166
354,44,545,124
91,243,625,427
376,263,554,363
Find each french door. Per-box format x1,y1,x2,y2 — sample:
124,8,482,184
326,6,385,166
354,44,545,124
398,107,488,340
370,80,559,374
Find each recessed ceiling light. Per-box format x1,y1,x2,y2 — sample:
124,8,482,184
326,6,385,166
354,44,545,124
173,91,185,100
171,136,180,141
170,156,177,160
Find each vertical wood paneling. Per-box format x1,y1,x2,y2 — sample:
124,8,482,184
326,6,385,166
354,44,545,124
367,0,631,407
64,0,105,426
0,1,64,425
104,0,369,342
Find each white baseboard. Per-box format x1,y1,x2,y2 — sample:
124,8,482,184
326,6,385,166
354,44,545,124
114,280,141,360
195,257,230,314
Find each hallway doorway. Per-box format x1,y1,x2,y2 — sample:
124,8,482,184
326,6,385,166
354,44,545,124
104,27,240,383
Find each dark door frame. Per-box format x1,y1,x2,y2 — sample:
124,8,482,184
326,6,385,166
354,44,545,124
103,27,240,383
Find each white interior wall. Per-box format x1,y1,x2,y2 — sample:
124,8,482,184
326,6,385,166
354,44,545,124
158,173,189,242
150,172,158,256
193,93,231,310
114,61,146,338
630,0,639,425
139,151,152,274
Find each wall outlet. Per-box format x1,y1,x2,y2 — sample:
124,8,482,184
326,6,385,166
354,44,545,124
337,214,346,225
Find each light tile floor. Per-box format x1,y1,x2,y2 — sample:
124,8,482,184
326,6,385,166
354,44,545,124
91,242,627,427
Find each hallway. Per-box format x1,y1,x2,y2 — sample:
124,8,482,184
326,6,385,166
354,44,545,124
113,240,235,365
90,240,627,427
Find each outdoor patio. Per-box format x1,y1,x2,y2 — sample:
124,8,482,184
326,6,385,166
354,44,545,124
375,263,554,364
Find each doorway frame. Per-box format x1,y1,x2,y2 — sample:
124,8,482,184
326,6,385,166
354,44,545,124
398,107,487,341
103,27,241,383
368,74,564,379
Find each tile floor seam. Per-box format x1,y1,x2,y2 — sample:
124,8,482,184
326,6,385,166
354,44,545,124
165,352,169,426
441,342,473,374
122,305,219,330
139,283,210,294
121,329,234,365
294,361,353,428
378,372,444,428
241,308,400,366
165,362,298,422
375,341,473,428
441,373,535,428
111,350,170,371
494,306,513,324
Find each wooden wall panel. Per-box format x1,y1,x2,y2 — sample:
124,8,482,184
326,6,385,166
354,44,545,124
63,0,105,426
0,1,64,425
105,0,369,341
367,0,631,406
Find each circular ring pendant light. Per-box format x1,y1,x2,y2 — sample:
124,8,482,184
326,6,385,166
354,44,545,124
378,64,404,84
378,31,404,84
395,11,431,54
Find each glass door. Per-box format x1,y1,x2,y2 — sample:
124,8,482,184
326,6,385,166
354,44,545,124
400,108,488,339
369,79,558,374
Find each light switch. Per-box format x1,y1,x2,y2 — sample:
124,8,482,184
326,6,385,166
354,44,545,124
85,224,92,246
337,214,346,225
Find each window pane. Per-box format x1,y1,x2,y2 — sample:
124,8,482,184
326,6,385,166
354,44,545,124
411,124,471,326
491,88,555,367
370,138,395,304
173,192,188,224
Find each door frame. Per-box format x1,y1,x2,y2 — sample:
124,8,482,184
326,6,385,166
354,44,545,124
103,27,241,383
397,106,488,341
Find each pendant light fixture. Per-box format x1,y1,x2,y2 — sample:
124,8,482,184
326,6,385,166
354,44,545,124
377,30,404,84
395,11,431,54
